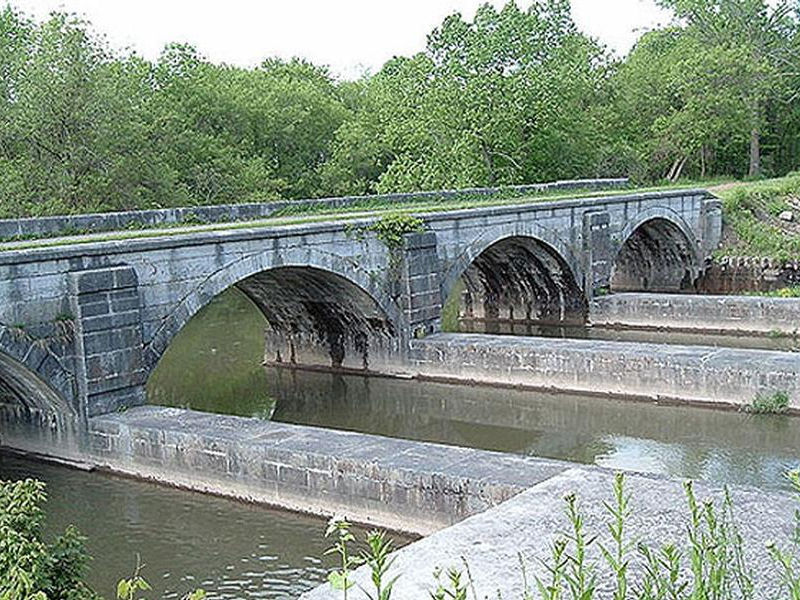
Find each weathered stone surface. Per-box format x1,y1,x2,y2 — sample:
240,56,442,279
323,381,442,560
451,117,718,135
302,467,797,599
698,255,800,294
591,292,800,334
410,333,800,408
0,178,629,240
87,406,570,535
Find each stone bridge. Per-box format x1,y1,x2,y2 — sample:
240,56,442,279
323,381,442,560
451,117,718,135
0,187,721,423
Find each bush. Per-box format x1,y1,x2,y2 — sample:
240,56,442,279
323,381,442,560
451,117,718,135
0,478,99,600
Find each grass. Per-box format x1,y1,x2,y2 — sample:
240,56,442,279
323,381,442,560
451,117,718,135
748,286,800,298
714,172,800,261
6,173,799,262
0,178,729,252
743,390,791,415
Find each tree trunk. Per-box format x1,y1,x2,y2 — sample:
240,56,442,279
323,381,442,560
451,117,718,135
480,140,495,186
666,155,688,182
672,155,688,182
700,145,706,178
749,126,761,177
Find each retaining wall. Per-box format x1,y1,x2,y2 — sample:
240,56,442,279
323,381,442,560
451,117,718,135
590,293,800,334
698,256,800,293
409,333,800,407
87,406,569,535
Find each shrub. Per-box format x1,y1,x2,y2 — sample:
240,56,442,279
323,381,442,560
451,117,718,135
744,390,790,415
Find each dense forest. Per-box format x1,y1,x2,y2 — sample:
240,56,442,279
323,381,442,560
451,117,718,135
0,0,798,217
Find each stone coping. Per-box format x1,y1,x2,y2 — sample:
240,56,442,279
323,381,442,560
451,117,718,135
87,406,571,535
591,292,800,334
410,333,800,408
0,185,714,265
0,178,629,242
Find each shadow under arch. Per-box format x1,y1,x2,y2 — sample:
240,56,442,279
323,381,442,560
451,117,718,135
612,212,701,293
146,249,404,376
0,327,77,419
0,332,78,453
443,234,587,333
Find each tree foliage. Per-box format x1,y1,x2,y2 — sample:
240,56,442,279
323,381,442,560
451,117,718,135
0,0,798,217
0,478,98,600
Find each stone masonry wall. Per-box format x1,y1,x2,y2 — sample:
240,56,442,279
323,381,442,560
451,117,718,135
590,293,800,334
698,256,800,294
0,178,629,241
409,333,800,408
87,406,569,535
68,266,147,417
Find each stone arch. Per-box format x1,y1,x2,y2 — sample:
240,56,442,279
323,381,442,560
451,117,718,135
0,326,77,419
146,247,405,373
612,208,701,293
443,225,587,332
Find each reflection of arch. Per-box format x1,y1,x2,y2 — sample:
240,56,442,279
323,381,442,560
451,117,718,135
444,229,587,332
146,247,404,371
612,210,701,293
0,327,76,417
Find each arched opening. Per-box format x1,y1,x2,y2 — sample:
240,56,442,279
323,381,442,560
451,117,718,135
444,236,587,335
147,266,399,417
0,349,77,451
612,218,698,293
236,266,397,370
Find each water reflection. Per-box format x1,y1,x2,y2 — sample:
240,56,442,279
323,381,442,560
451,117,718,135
266,368,800,490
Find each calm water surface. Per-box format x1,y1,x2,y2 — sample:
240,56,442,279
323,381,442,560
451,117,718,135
0,453,391,599
7,287,799,599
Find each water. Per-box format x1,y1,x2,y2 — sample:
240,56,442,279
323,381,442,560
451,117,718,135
0,452,394,599
148,288,800,491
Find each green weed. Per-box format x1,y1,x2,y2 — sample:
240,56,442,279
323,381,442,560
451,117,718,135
743,390,790,415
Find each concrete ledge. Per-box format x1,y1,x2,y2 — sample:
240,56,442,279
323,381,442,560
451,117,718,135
87,406,570,535
591,293,800,335
302,467,796,599
410,334,800,408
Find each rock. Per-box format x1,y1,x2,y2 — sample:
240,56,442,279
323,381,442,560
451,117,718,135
779,210,794,222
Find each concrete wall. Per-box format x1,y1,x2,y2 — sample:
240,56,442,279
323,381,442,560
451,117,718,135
86,406,568,535
0,178,629,241
591,293,800,334
409,333,800,408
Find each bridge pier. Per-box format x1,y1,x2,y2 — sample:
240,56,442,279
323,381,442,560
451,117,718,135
68,265,147,418
582,210,612,298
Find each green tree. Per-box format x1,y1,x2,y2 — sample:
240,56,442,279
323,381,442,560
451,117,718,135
656,0,799,177
324,1,609,194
